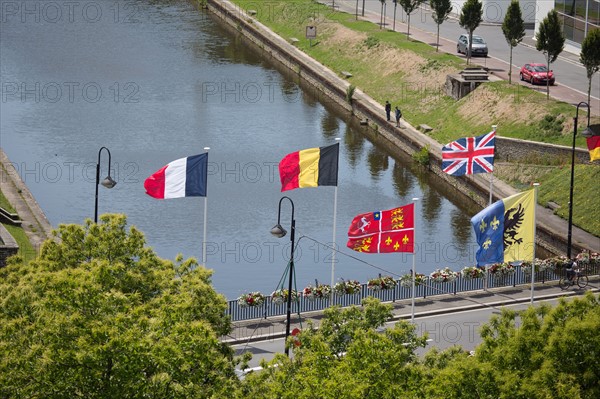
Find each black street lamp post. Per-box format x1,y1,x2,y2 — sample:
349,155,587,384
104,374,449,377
94,146,117,223
270,196,296,356
567,102,593,259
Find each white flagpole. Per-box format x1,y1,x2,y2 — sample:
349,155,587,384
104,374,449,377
202,147,210,267
411,197,419,323
531,183,539,304
330,138,341,301
489,125,497,206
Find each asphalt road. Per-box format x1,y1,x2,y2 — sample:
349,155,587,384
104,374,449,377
331,0,600,112
233,297,562,370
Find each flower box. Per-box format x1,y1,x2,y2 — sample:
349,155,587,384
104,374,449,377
461,266,485,280
429,267,459,283
271,289,299,305
333,279,361,295
237,291,265,308
520,259,553,275
303,283,331,300
487,262,515,277
399,273,426,288
367,275,397,291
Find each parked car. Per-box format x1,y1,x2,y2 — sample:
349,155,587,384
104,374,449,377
456,34,488,57
519,63,555,85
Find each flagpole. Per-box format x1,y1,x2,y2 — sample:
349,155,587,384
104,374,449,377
202,147,210,266
489,125,497,205
330,138,341,303
411,197,419,323
531,183,539,304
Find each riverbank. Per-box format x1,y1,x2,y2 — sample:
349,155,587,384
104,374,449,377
0,148,53,256
206,0,599,255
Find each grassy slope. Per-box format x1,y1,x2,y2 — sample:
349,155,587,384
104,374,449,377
231,0,599,237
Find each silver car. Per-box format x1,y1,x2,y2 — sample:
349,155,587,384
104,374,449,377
457,34,488,57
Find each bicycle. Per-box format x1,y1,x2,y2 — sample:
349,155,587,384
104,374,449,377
558,268,589,290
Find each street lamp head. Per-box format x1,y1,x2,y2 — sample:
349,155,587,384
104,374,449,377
270,224,287,238
101,176,117,189
581,123,600,138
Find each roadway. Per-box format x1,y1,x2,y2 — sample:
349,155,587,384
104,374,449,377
228,277,599,370
329,0,600,114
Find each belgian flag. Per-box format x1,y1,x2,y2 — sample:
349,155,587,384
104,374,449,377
279,143,339,192
587,136,600,162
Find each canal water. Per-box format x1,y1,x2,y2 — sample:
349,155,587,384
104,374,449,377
1,0,481,299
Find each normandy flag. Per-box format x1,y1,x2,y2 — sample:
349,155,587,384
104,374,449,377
347,203,414,253
471,189,535,266
279,143,339,192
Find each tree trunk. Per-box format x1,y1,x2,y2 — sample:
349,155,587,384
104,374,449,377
436,24,440,52
588,77,592,105
546,54,550,100
509,46,513,84
407,14,411,39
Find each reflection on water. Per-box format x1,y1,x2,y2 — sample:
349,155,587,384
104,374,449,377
367,146,390,180
392,162,415,198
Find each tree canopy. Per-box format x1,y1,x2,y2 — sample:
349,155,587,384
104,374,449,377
240,293,600,398
535,9,565,98
458,0,483,64
0,214,240,399
430,0,453,52
502,0,525,83
580,28,600,104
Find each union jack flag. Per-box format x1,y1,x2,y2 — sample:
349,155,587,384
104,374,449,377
442,130,496,176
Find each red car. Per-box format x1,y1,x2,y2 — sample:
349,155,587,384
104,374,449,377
519,63,555,85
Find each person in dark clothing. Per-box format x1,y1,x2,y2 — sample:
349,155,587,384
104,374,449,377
395,106,402,127
385,101,391,121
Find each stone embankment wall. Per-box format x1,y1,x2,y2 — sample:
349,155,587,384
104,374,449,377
206,0,594,256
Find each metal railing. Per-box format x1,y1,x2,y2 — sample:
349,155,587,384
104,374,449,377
226,262,599,322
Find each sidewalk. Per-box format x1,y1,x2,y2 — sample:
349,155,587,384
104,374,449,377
222,275,599,345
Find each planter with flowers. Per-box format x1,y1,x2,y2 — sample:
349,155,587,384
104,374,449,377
271,289,299,305
576,251,599,268
487,263,515,284
237,291,266,308
333,279,362,295
399,273,427,288
429,267,459,283
367,275,397,291
303,283,331,300
461,266,485,280
520,259,553,275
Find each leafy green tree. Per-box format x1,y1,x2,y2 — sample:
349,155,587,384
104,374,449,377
240,298,428,398
502,0,525,83
399,0,425,39
580,28,600,104
535,9,565,99
430,0,453,52
476,292,600,398
0,215,240,399
458,0,483,65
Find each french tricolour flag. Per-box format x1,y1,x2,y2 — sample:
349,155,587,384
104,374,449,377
144,153,208,199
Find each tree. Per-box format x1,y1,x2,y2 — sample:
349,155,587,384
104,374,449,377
399,0,425,39
0,215,240,398
379,0,386,29
430,0,453,52
580,28,600,104
392,0,398,30
240,298,428,398
535,9,565,99
502,0,525,83
459,0,483,65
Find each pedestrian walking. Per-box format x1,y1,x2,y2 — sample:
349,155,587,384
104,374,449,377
395,106,402,127
385,101,391,121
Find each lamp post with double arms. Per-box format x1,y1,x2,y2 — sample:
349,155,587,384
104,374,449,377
567,102,594,259
94,146,117,223
270,196,296,356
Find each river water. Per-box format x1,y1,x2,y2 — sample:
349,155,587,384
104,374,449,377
1,0,481,299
